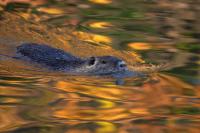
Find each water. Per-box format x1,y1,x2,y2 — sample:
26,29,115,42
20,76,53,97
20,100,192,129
0,0,200,133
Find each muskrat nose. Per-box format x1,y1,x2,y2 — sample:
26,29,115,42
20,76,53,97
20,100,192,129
117,61,127,69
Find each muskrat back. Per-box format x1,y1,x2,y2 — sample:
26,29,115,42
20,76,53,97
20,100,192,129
17,43,84,70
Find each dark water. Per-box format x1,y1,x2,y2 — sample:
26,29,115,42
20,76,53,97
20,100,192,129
0,0,200,133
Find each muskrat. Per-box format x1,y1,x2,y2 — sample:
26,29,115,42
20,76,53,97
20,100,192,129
16,43,128,75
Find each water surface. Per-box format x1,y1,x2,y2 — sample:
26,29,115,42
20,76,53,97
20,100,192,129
0,0,199,133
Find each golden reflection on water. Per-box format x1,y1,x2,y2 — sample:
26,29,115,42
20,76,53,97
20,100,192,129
128,42,152,50
52,74,200,122
0,107,28,132
73,31,112,45
37,7,64,15
88,22,113,29
89,0,112,5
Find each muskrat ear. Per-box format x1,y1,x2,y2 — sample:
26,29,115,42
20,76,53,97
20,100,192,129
88,57,96,66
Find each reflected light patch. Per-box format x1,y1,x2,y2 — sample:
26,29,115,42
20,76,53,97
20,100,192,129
37,7,64,15
89,21,113,29
73,31,112,44
89,0,112,4
97,99,115,109
18,12,31,20
56,81,125,100
96,122,117,133
128,42,152,50
197,60,200,65
130,108,150,115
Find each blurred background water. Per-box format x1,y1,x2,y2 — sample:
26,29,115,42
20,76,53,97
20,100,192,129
0,0,199,133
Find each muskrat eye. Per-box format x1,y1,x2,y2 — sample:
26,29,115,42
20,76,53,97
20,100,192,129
101,60,107,64
88,57,96,66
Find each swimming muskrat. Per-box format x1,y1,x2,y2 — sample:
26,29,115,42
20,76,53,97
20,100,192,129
16,43,128,75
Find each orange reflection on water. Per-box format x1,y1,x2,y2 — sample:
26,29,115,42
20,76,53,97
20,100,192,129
73,31,112,45
89,21,113,29
128,42,152,50
88,0,112,4
56,80,143,100
53,79,146,121
53,73,200,123
0,107,28,132
37,7,64,15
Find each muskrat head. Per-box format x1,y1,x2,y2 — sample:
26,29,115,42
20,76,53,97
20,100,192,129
80,56,128,75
